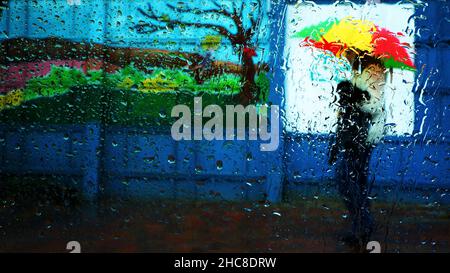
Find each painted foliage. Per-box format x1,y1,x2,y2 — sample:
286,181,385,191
0,0,270,123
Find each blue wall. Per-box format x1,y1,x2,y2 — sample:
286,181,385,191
0,123,283,201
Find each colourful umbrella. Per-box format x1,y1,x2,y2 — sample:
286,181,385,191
293,17,416,71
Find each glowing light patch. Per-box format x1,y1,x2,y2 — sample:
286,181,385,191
284,3,415,135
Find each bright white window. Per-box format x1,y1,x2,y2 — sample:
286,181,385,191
284,3,415,135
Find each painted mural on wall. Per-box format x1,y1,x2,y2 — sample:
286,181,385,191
0,0,270,124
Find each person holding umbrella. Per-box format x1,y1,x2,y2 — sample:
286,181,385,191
293,17,415,252
329,54,387,251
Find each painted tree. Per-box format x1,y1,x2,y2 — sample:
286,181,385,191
134,0,265,105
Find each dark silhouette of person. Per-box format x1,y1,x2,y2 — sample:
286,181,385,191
329,56,387,252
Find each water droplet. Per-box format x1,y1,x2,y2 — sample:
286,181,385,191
159,110,167,118
195,166,203,174
216,160,223,170
168,155,176,164
144,156,156,164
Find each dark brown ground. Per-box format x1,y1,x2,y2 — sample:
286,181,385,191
0,197,448,253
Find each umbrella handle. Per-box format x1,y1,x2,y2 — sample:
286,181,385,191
389,68,393,84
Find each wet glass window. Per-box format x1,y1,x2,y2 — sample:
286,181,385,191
0,0,448,254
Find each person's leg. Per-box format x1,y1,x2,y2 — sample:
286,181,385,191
337,148,375,251
336,156,363,247
357,146,375,246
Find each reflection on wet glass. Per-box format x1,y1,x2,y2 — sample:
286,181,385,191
0,0,448,253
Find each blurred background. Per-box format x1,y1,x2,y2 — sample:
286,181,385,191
0,0,448,252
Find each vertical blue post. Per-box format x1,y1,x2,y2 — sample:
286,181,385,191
264,0,289,202
82,123,101,201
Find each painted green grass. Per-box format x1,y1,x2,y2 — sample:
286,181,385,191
1,65,270,125
22,65,242,99
0,85,238,125
0,86,267,126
